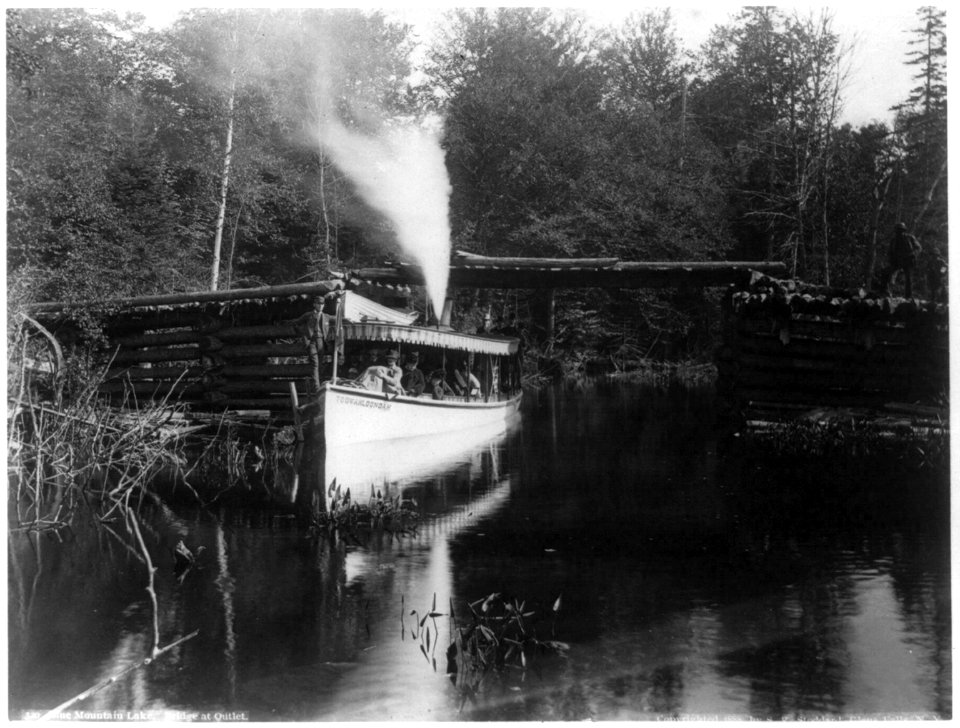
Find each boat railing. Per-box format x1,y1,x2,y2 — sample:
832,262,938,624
326,380,516,405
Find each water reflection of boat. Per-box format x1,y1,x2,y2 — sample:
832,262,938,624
315,292,523,447
323,413,520,495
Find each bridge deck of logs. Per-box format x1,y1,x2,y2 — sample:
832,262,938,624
27,258,792,419
40,256,950,431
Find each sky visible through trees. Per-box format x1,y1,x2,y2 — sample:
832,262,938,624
7,6,947,360
139,4,922,127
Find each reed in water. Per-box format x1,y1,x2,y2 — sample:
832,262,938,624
8,312,190,531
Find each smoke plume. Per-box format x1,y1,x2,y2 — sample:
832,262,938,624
319,117,452,320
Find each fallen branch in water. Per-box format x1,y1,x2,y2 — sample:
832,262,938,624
125,504,160,657
37,629,199,721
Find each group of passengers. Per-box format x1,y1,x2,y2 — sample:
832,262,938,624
295,293,487,399
347,349,480,400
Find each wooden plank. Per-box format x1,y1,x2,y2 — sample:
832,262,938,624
353,261,788,289
735,318,945,348
215,381,311,395
114,330,200,347
220,364,314,378
215,323,301,340
452,251,620,268
736,336,933,362
28,280,341,314
111,346,202,364
217,397,304,410
734,369,920,394
217,343,306,359
105,366,202,381
739,388,893,408
98,381,205,396
734,352,947,375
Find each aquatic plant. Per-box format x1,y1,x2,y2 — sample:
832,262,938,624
403,592,569,711
737,415,949,469
307,481,420,542
605,359,717,389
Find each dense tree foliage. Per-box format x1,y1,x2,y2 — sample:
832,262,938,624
892,7,948,253
6,7,947,358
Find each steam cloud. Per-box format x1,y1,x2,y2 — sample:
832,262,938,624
319,118,452,320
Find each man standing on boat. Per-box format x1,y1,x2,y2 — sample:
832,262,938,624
400,351,426,396
296,295,334,392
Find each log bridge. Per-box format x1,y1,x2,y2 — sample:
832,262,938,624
26,255,796,419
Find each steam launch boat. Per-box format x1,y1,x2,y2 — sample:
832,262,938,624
314,291,522,446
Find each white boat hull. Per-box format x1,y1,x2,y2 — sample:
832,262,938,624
324,415,519,495
318,383,522,446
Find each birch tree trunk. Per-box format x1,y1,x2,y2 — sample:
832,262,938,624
865,173,893,286
210,72,236,291
224,200,244,289
319,150,332,269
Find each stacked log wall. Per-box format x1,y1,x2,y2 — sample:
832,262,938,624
717,276,949,425
51,297,319,416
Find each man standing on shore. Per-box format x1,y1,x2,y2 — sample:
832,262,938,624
881,222,922,298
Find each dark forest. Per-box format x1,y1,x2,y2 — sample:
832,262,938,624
6,7,947,359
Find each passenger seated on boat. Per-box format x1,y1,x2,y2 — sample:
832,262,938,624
383,350,404,392
344,355,363,380
429,370,456,400
454,361,481,397
400,351,426,396
357,350,405,394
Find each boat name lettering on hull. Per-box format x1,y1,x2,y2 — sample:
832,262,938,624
337,395,391,410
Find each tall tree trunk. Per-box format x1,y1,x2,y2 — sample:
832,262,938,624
224,201,244,289
319,151,332,270
210,73,236,291
911,157,947,232
865,173,893,286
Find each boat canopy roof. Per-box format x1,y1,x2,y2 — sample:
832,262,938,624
342,322,519,356
339,290,518,355
341,291,419,325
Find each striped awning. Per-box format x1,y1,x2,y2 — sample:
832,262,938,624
341,291,419,325
341,322,519,356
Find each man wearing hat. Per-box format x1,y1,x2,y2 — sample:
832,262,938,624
383,350,404,394
295,295,330,392
881,222,922,297
357,349,405,394
400,351,426,397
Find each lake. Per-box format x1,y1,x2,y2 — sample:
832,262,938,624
8,381,951,720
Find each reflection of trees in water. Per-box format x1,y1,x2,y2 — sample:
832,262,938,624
719,634,848,717
9,385,950,719
517,384,720,528
447,386,949,719
9,505,196,712
714,459,950,718
887,531,952,718
7,494,359,715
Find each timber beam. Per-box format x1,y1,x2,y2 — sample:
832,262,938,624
26,259,788,315
349,260,788,290
27,279,343,315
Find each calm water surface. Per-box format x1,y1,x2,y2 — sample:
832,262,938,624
8,383,951,720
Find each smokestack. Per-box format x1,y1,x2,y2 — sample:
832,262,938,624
440,297,454,328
